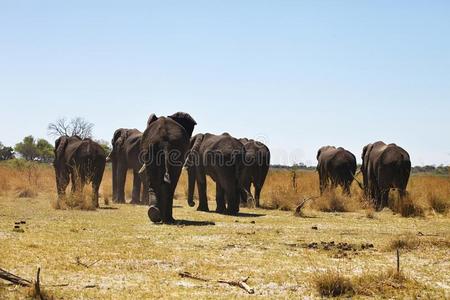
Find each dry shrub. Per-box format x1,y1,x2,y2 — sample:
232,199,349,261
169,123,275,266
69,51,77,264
264,185,298,211
314,271,354,297
365,208,376,219
17,187,38,198
389,192,425,218
388,234,420,251
55,190,97,211
310,190,362,213
426,192,449,214
261,170,317,210
26,284,54,300
316,268,420,298
353,269,416,297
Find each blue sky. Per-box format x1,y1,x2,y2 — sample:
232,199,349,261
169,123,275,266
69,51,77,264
0,1,449,165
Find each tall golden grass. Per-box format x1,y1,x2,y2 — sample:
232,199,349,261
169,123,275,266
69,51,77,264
0,162,448,215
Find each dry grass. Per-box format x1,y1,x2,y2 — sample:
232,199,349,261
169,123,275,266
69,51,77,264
388,234,421,251
0,162,449,298
353,269,421,297
314,271,354,297
1,162,448,216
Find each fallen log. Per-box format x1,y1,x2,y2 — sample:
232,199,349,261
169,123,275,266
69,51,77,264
0,267,32,287
179,272,255,294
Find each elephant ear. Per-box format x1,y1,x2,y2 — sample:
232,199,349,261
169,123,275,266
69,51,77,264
147,114,158,128
168,112,197,137
362,144,372,161
55,136,69,162
316,147,324,161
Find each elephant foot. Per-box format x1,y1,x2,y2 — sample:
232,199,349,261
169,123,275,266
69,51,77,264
130,200,140,205
216,208,226,214
148,206,162,223
197,206,209,212
162,217,176,225
226,208,239,216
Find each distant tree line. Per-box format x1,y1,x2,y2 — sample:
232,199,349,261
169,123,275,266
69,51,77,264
411,165,449,176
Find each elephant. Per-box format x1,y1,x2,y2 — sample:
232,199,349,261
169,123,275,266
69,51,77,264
53,136,106,207
361,141,411,211
185,133,246,215
239,138,270,208
316,146,357,195
108,128,148,205
140,112,197,224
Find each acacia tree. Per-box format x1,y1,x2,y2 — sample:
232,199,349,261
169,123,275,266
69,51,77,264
15,136,39,161
0,142,15,160
15,136,54,162
36,139,54,163
48,117,94,139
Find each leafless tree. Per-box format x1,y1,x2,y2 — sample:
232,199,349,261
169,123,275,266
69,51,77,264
48,117,94,139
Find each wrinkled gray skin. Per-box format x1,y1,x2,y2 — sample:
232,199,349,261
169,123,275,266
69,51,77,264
361,141,411,211
239,138,270,208
186,133,246,215
108,128,148,205
316,146,357,195
53,136,106,207
140,112,197,224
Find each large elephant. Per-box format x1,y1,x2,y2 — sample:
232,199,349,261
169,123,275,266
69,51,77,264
53,136,106,207
185,133,246,215
140,112,197,224
108,128,148,205
361,141,411,210
239,138,270,208
316,146,357,195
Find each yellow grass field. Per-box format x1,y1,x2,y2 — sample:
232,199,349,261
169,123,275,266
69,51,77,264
0,163,449,299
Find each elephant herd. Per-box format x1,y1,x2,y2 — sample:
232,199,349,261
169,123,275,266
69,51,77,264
317,143,411,211
52,111,411,223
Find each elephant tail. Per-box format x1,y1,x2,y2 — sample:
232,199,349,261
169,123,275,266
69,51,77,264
163,142,171,184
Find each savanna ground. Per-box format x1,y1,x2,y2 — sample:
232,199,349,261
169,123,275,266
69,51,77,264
0,161,449,299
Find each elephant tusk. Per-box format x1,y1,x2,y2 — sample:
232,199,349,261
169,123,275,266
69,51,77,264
138,164,146,175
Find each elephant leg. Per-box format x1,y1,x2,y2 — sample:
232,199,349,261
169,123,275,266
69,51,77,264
240,180,251,207
215,183,226,214
56,170,70,199
343,181,351,196
187,166,196,207
116,163,127,203
161,183,176,224
319,173,324,195
225,184,240,216
70,172,77,194
141,180,149,206
112,159,118,202
196,170,209,212
380,189,389,211
92,182,100,208
254,185,262,208
131,170,141,204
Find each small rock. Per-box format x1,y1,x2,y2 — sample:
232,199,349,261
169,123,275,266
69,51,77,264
312,226,318,230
